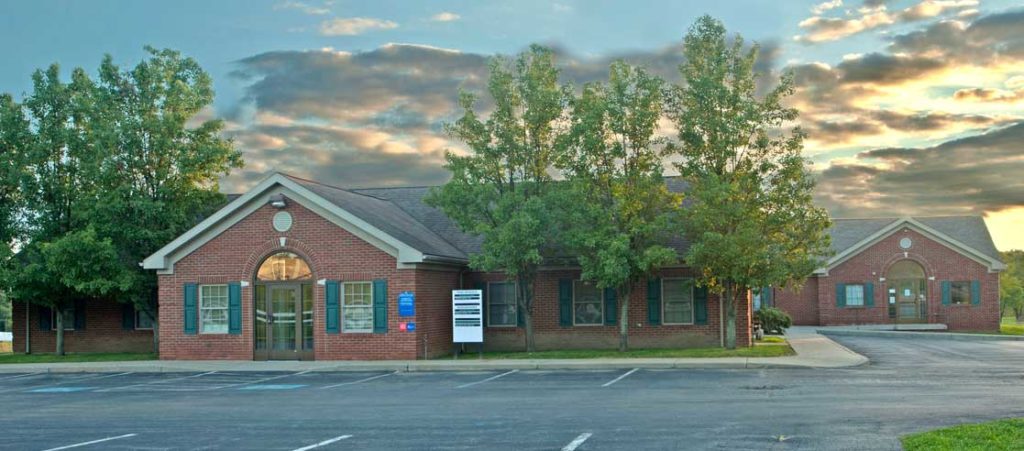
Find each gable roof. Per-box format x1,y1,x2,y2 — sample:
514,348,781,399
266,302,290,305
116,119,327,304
822,216,1004,273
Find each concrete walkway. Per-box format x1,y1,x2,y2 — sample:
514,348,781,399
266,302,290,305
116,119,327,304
816,325,1024,341
0,328,866,373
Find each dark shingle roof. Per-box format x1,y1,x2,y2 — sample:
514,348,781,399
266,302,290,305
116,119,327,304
829,216,1001,262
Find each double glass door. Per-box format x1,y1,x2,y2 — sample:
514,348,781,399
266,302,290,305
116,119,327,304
891,279,926,322
255,284,314,360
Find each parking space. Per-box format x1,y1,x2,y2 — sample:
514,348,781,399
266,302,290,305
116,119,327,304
3,336,1024,449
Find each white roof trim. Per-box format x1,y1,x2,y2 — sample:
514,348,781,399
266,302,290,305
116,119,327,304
814,217,1006,274
142,173,428,272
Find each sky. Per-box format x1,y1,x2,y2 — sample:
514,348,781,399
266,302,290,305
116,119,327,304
1,0,1022,250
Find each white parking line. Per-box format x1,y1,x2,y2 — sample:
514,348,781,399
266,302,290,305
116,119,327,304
601,368,639,387
216,370,312,390
2,372,134,393
292,434,353,451
0,372,43,381
96,371,218,392
562,432,593,451
455,369,518,389
321,371,397,389
42,433,137,451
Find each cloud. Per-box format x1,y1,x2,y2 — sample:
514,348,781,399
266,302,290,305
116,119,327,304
953,87,1024,102
318,17,398,36
811,0,843,15
794,0,978,43
836,53,946,84
430,12,461,22
816,122,1024,217
274,1,329,15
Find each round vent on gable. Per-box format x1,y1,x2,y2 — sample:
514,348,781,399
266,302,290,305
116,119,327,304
273,211,293,232
899,237,913,250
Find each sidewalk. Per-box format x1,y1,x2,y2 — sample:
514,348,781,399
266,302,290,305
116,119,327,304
0,327,866,373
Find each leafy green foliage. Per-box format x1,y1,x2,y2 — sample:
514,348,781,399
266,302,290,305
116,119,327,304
425,45,567,351
668,16,831,348
556,61,681,351
754,307,792,334
1000,250,1024,320
902,418,1024,451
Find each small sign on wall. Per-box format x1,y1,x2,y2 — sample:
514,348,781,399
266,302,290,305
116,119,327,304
398,291,415,317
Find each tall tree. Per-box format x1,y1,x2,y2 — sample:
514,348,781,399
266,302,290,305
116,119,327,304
668,16,831,349
425,45,567,352
88,47,242,352
0,93,28,250
555,61,680,352
1000,250,1024,321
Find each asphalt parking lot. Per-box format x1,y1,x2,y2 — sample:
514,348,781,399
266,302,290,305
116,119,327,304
3,335,1024,450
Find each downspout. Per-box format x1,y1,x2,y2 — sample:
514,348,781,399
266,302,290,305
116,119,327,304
24,301,30,354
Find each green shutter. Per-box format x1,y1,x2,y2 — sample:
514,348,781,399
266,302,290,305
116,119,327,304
604,288,617,326
835,283,846,308
39,306,52,331
558,279,572,327
865,283,874,307
73,299,86,330
372,279,387,333
183,283,197,335
971,280,981,305
122,303,135,330
516,283,525,328
475,282,487,327
941,281,951,305
647,278,661,325
694,284,708,325
228,282,242,335
325,280,339,334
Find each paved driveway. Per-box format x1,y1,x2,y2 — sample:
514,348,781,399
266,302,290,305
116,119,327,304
2,335,1024,450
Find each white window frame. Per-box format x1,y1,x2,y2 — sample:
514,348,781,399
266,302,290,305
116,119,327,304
572,280,604,326
662,277,696,325
135,309,155,330
487,281,518,327
51,308,75,331
341,281,374,333
199,284,229,334
845,284,865,307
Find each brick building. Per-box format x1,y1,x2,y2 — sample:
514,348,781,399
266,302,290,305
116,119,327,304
12,172,1000,359
771,217,1004,331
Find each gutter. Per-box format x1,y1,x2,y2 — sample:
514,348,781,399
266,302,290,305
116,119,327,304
421,254,470,265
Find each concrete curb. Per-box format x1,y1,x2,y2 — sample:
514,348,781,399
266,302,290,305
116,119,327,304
818,328,1024,341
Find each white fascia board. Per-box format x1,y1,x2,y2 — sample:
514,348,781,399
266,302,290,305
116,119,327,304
824,217,1004,272
144,173,427,273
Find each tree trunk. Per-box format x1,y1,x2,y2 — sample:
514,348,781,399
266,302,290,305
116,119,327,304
517,275,536,352
55,307,65,356
618,286,630,352
724,282,737,350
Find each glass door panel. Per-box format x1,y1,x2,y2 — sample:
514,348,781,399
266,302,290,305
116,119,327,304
302,284,314,352
255,285,269,360
269,285,299,359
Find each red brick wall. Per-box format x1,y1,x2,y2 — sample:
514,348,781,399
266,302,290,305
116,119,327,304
11,300,153,354
412,268,461,359
812,228,999,331
774,280,820,326
467,267,752,351
157,196,453,360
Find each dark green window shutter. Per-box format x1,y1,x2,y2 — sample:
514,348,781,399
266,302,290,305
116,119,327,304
122,303,136,330
865,283,874,307
475,282,487,327
694,285,708,325
558,279,572,327
183,283,198,335
971,280,981,305
228,282,242,335
39,306,52,331
941,281,951,305
73,299,86,330
516,284,525,328
835,283,846,308
325,280,339,334
604,288,617,326
372,279,387,333
647,278,661,325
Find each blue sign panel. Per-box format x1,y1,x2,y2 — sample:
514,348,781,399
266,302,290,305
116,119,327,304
406,322,416,331
398,291,415,316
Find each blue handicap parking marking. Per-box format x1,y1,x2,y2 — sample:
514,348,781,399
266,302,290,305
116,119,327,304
238,384,307,391
30,387,95,393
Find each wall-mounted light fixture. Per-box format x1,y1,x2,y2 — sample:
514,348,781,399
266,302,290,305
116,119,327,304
269,194,287,208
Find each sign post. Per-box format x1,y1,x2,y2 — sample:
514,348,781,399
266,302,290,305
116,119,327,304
452,289,483,359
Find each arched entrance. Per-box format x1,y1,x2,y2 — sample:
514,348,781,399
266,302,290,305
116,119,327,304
254,252,314,361
887,260,927,323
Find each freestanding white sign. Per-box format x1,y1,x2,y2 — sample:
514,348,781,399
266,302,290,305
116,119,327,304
452,289,483,343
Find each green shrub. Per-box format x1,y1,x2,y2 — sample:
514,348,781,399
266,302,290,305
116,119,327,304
755,307,792,334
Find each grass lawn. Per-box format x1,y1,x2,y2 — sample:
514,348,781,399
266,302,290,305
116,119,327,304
478,344,794,360
902,418,1024,451
0,352,156,364
758,335,787,344
1001,316,1024,335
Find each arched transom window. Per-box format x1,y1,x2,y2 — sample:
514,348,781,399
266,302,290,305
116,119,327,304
887,259,925,279
257,252,312,281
